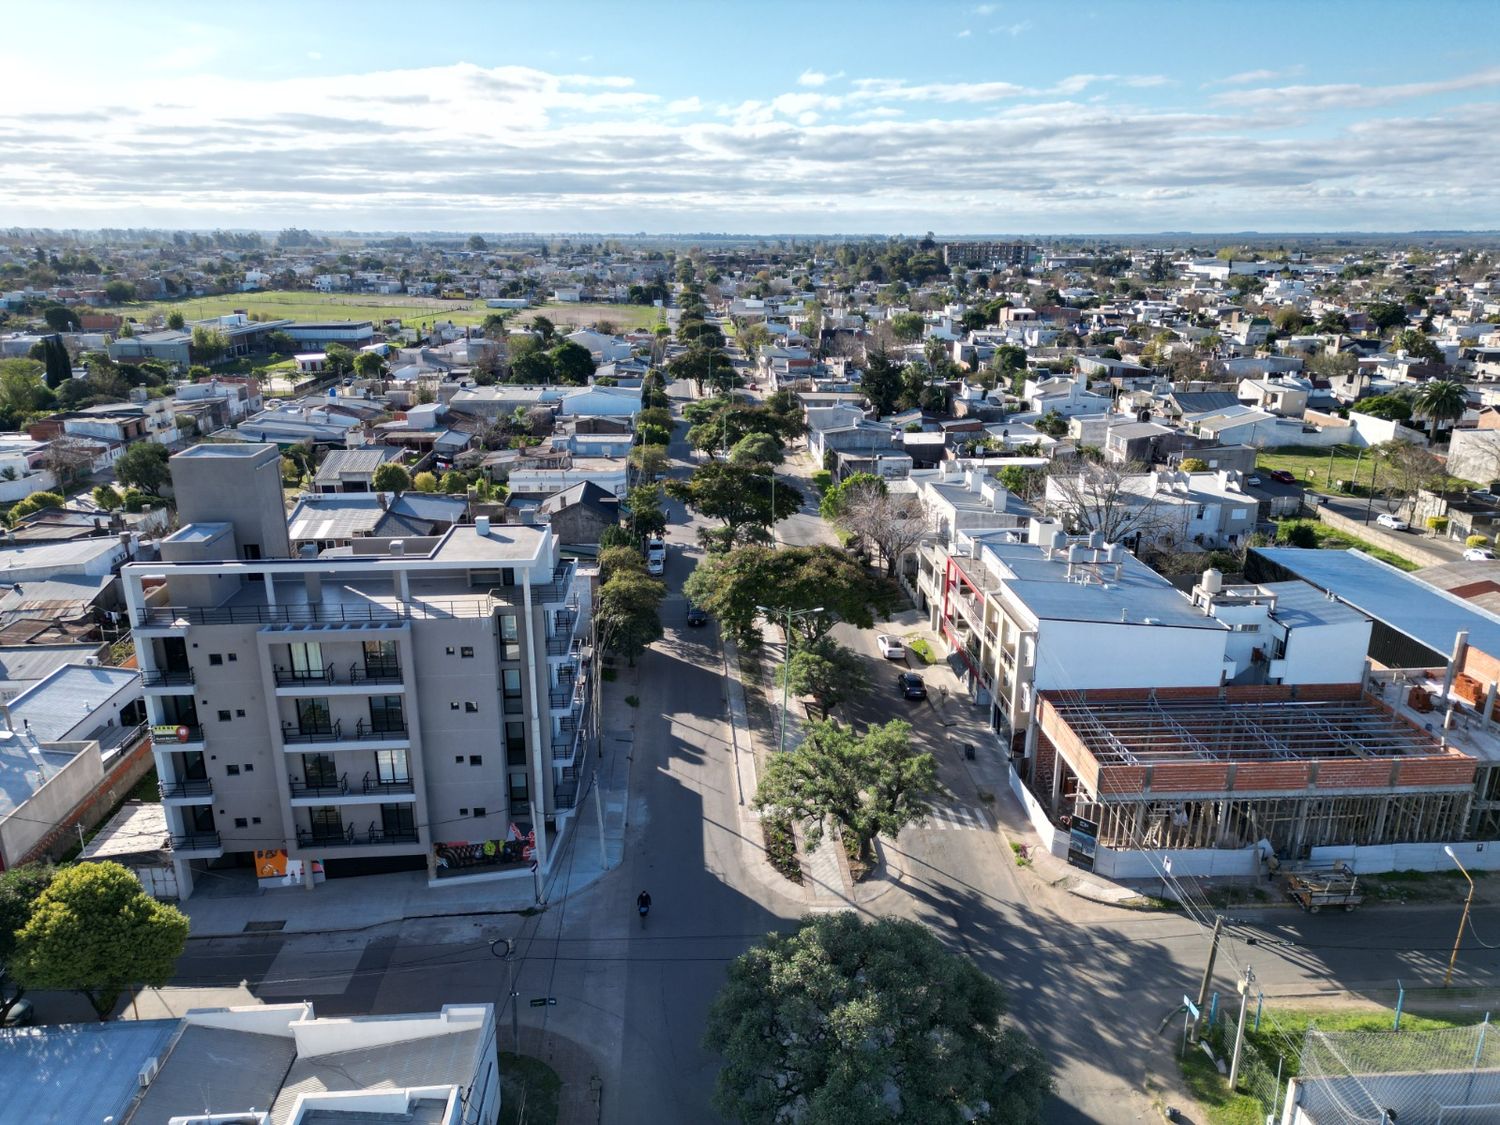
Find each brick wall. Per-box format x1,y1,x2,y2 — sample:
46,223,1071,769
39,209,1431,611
18,735,155,867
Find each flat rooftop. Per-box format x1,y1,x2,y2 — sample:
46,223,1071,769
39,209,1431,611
1252,547,1500,659
174,442,277,458
0,1020,178,1123
7,663,139,743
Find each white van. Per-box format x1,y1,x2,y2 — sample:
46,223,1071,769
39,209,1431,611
645,537,666,576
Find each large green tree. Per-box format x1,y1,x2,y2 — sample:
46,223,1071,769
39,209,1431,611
624,483,668,539
0,864,54,1022
372,462,412,492
548,340,596,384
12,862,189,1021
704,913,1051,1125
861,350,903,417
667,462,802,547
114,440,171,494
754,719,939,862
889,310,925,342
1392,328,1442,364
785,638,869,718
596,568,665,665
41,334,72,389
683,544,897,647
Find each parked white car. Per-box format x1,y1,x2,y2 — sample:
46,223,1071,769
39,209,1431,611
1375,513,1408,531
876,634,905,660
1464,548,1496,561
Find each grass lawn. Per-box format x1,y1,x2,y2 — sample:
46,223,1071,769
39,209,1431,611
528,301,662,332
1257,445,1373,491
1179,1048,1264,1125
499,1051,561,1125
1274,518,1420,571
126,289,493,327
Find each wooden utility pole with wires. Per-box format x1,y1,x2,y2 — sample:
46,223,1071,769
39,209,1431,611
1191,916,1225,1043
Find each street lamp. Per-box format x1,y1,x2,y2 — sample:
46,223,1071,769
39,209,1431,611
756,605,823,753
1444,845,1475,988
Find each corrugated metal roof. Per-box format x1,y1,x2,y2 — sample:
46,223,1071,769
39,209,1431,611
0,1021,178,1123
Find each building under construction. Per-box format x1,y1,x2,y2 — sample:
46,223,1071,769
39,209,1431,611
1033,683,1478,856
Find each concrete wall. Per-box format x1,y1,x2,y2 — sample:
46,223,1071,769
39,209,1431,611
1033,620,1227,694
1309,839,1500,874
4,731,154,867
1007,761,1066,857
1093,845,1260,880
0,743,103,866
1315,505,1453,567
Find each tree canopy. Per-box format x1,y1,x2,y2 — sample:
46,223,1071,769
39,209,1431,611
114,440,171,495
0,864,53,1022
704,913,1050,1124
682,544,897,648
785,638,869,718
1412,378,1467,439
372,462,412,492
597,566,665,665
12,862,189,1020
667,462,803,548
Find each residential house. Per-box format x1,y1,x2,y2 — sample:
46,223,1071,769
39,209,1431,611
288,492,469,551
313,447,403,493
1043,468,1261,550
107,328,192,368
509,480,618,546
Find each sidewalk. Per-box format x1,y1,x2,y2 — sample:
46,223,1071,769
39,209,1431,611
181,670,639,939
909,627,1144,908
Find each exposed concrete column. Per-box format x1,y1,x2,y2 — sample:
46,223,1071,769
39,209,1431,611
263,571,276,607
1441,629,1470,701
521,573,549,873
1050,751,1064,815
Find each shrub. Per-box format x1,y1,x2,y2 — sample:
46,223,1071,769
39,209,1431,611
1281,522,1319,549
1426,516,1449,533
1467,535,1489,548
761,814,801,883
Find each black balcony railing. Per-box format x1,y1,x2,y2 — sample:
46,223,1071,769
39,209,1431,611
169,831,222,852
363,772,415,796
355,719,408,740
142,669,195,688
138,597,491,629
350,661,403,684
281,719,342,743
296,823,417,848
159,778,213,800
275,664,336,686
151,724,205,745
288,772,348,798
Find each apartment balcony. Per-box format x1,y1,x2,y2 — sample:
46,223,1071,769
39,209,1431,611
295,824,420,849
549,680,584,714
169,831,223,858
274,662,405,695
158,778,213,804
533,560,579,607
362,772,415,797
287,769,415,805
151,724,206,751
141,669,196,693
280,719,411,752
288,772,350,799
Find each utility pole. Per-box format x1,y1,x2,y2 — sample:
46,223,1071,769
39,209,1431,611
1192,916,1224,1043
491,938,519,1050
756,604,823,753
1229,967,1256,1091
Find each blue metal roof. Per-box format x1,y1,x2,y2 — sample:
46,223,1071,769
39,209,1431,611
0,1020,178,1122
1252,548,1500,658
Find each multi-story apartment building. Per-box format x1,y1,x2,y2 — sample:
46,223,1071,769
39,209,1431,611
123,444,592,897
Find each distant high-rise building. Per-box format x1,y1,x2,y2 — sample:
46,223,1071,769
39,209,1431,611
942,241,1030,268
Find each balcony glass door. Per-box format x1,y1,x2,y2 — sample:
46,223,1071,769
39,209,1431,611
180,751,207,781
296,697,332,735
375,749,409,784
308,806,343,842
380,803,415,838
363,640,399,678
189,806,216,834
303,754,339,789
368,695,404,733
290,642,323,680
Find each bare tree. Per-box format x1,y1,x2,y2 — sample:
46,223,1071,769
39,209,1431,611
42,436,98,493
1043,461,1176,545
1374,440,1443,515
835,483,934,577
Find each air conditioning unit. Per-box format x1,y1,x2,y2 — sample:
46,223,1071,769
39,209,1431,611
139,1056,160,1087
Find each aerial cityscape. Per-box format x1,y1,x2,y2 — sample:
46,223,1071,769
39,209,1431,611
3,2,1500,1123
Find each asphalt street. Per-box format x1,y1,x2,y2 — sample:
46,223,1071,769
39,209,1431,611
142,382,1500,1124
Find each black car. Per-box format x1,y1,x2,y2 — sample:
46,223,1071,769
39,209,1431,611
686,603,708,627
897,672,927,700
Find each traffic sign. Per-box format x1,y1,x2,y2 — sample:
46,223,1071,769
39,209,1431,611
529,997,557,1008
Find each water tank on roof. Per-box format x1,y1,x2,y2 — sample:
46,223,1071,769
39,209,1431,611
1202,568,1223,594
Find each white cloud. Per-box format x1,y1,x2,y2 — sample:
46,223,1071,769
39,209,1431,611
1213,65,1500,110
1206,66,1305,88
666,96,702,115
797,69,843,88
991,20,1031,36
957,29,972,38
972,3,997,13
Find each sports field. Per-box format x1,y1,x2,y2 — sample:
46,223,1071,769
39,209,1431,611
125,291,664,334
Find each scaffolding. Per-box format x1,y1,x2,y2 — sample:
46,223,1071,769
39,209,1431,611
1035,688,1477,855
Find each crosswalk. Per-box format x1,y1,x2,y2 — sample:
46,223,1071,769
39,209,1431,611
918,802,996,832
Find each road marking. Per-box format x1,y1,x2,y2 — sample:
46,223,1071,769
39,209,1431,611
919,803,996,831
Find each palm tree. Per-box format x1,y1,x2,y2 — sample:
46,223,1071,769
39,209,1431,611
1412,378,1468,441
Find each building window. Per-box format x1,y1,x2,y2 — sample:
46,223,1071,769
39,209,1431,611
455,754,465,763
460,646,474,659
208,654,224,666
242,544,261,560
506,721,526,767
459,807,469,816
243,763,254,772
226,764,240,776
369,695,404,733
376,749,409,784
252,816,261,824
499,615,520,661
295,697,332,735
218,710,231,722
446,646,456,655
227,653,237,662
236,709,246,718
288,642,323,679
473,807,486,817
465,701,479,714
234,817,248,828
503,669,523,715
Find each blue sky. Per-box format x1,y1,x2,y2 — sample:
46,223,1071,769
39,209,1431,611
4,0,1499,233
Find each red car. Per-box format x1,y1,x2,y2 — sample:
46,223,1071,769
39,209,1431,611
1267,469,1297,484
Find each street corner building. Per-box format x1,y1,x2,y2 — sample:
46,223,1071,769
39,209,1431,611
122,442,594,898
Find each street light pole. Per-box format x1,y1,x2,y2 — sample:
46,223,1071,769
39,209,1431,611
1444,845,1475,988
757,605,823,753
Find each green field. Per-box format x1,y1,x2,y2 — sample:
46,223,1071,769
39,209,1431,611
1256,445,1374,491
125,291,665,336
126,289,494,327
